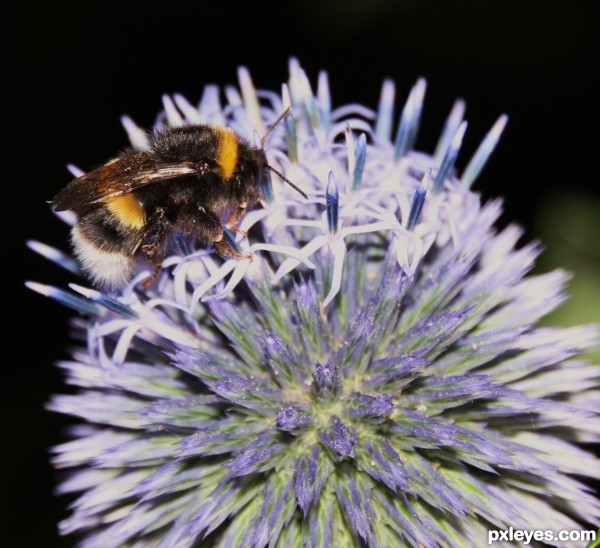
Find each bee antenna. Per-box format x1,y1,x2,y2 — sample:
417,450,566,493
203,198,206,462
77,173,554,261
260,107,306,198
261,107,292,146
266,164,308,199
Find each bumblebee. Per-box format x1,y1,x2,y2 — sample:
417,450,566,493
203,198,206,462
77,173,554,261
52,119,305,289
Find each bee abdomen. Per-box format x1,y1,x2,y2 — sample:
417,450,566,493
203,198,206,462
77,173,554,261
72,225,135,288
106,194,146,230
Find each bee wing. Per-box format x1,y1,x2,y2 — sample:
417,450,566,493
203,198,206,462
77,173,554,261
52,156,200,211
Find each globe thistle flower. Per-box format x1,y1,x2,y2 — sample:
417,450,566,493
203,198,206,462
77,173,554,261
28,59,600,547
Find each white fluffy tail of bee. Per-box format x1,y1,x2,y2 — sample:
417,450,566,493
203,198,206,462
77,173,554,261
71,226,135,289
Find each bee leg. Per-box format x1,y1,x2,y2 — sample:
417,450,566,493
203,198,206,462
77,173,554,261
137,208,170,286
142,264,162,288
213,236,252,260
189,206,251,260
227,202,248,237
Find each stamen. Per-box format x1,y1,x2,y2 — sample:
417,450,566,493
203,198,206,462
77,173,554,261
287,58,303,104
260,106,290,146
462,114,508,188
406,170,430,231
317,70,331,130
174,231,193,256
237,66,263,134
260,168,275,204
303,81,320,130
26,282,100,315
292,63,319,129
173,94,202,124
375,79,395,142
352,134,367,190
197,85,225,125
120,116,150,149
433,121,468,194
326,173,339,234
281,85,298,163
434,99,466,160
161,95,184,127
66,164,85,177
281,83,292,110
27,240,81,275
345,125,355,177
69,284,139,318
224,85,243,111
223,229,243,255
52,207,77,226
394,78,426,162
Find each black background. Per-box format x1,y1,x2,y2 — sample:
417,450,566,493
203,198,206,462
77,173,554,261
6,1,598,545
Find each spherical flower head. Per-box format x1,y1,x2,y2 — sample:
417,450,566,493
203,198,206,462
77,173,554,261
29,59,600,547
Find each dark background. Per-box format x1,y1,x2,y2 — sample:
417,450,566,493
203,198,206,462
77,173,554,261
6,1,598,545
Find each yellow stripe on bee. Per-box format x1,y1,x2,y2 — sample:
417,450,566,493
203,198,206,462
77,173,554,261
106,194,146,230
216,127,239,180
